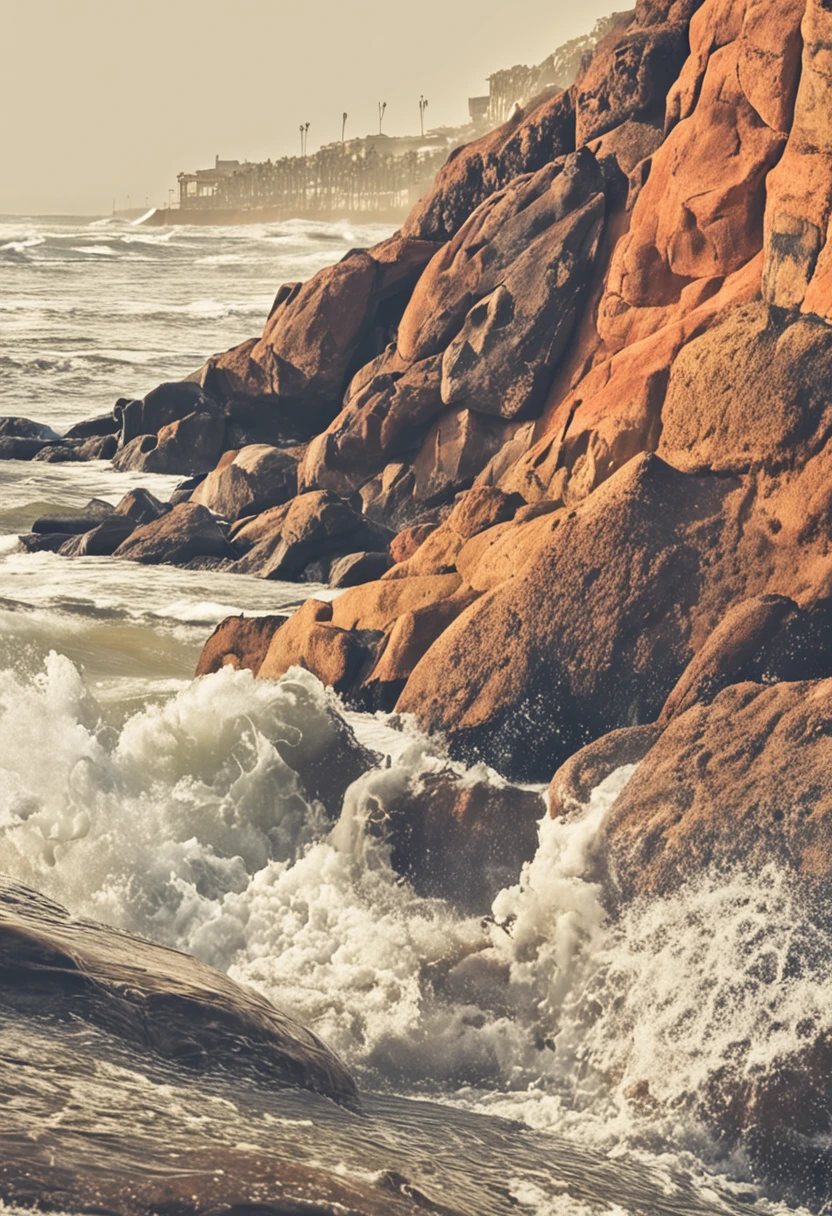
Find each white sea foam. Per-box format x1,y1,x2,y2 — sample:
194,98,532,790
0,648,827,1208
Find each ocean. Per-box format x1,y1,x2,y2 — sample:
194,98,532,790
0,215,823,1215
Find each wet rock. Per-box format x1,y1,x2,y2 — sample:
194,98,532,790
64,412,121,439
548,723,664,819
604,679,832,902
169,472,207,506
0,875,356,1102
191,443,300,521
258,598,386,696
384,770,544,913
31,439,87,462
15,532,68,554
195,614,289,677
112,503,236,566
32,499,115,535
0,417,59,441
59,514,138,557
328,550,394,588
397,454,736,780
0,436,53,461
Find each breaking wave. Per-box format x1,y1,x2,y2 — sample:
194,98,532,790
0,650,828,1209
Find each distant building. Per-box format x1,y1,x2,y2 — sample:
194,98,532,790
468,96,490,127
178,156,242,206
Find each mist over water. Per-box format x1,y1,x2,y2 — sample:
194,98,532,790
0,216,825,1215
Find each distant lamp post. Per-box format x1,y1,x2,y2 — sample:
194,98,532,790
378,101,387,135
342,111,348,145
419,95,428,137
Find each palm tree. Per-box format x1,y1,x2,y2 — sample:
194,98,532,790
378,101,387,134
419,95,428,137
342,112,348,144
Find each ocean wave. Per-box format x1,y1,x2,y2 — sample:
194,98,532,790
69,244,119,257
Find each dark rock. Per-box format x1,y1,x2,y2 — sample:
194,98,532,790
59,515,138,557
32,499,115,535
234,490,392,581
64,412,121,439
0,437,52,461
112,503,236,566
116,381,217,446
16,532,68,554
114,487,169,525
0,875,356,1102
192,444,300,521
384,770,544,912
112,406,226,477
0,417,59,441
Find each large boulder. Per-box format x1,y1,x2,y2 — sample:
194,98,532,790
659,303,832,473
383,770,544,913
113,503,235,566
0,417,59,441
0,876,355,1102
604,679,832,902
397,454,737,779
202,237,440,434
195,614,288,677
116,381,216,446
191,443,300,520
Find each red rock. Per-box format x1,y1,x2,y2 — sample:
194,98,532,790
257,599,385,694
658,303,832,474
195,614,288,677
411,409,526,507
604,679,832,901
548,724,664,819
390,524,436,564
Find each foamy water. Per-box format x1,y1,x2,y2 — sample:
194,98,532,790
0,216,825,1215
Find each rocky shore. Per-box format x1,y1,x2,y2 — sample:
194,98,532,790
9,0,832,1204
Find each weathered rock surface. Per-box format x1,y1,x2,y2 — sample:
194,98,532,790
113,503,235,566
196,614,288,677
383,771,544,912
604,679,832,902
0,417,59,441
0,875,355,1101
113,406,226,476
191,443,300,520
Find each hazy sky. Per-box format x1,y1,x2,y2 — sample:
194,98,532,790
2,0,615,215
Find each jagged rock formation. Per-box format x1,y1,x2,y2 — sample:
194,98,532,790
35,2,832,803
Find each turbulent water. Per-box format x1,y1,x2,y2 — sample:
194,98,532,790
0,216,827,1215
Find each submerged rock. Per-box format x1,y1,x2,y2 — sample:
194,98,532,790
0,875,356,1102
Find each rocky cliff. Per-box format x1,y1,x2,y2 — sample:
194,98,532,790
30,0,832,869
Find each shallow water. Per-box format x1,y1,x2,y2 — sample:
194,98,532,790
0,216,826,1215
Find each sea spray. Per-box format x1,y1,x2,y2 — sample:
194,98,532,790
2,651,831,1204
